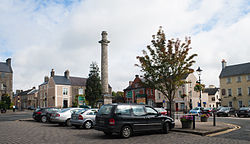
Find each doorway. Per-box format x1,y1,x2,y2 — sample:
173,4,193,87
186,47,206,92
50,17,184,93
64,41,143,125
63,100,68,108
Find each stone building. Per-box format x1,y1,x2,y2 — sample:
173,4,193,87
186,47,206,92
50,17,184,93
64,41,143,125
220,60,250,109
15,87,38,109
38,69,112,108
0,58,13,101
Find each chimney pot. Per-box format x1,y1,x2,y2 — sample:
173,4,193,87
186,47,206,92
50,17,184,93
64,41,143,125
6,58,11,66
64,70,69,79
51,69,55,77
222,59,227,69
135,75,139,78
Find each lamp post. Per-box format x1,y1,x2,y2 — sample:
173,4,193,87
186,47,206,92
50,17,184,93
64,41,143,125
196,67,202,107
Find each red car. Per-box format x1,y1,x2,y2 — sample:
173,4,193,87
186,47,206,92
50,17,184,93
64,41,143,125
154,108,170,116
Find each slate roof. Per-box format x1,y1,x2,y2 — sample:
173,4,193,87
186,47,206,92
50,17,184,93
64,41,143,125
219,62,250,78
17,89,34,96
0,62,12,73
204,88,219,95
53,75,71,85
70,77,87,86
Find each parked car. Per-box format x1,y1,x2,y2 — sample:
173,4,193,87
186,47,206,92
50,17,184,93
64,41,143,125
236,107,250,117
33,107,56,122
95,103,175,138
46,108,61,123
71,109,98,129
216,107,236,117
203,107,213,116
154,108,169,116
189,107,204,115
50,108,84,126
27,106,35,110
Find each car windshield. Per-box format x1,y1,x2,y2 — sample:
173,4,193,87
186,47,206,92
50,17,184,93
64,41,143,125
98,105,113,115
193,107,199,110
76,109,87,114
204,108,211,110
154,108,166,112
240,107,250,110
220,107,230,111
60,108,71,113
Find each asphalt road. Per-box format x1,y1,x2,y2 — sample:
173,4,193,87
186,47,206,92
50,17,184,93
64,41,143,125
0,111,32,121
210,116,250,141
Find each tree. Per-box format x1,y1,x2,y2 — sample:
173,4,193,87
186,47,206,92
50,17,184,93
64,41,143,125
136,27,197,118
85,62,102,108
0,94,11,109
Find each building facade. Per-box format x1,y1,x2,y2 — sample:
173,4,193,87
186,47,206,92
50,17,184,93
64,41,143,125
0,58,13,101
38,69,112,108
124,73,200,111
203,85,221,108
220,60,250,109
123,75,155,106
15,87,38,109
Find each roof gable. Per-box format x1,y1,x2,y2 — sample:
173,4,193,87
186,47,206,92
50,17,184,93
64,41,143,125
219,62,250,78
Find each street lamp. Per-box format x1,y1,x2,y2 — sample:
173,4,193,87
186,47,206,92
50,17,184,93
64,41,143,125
196,67,202,107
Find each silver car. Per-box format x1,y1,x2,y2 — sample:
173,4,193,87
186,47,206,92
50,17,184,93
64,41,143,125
50,108,84,126
70,109,98,129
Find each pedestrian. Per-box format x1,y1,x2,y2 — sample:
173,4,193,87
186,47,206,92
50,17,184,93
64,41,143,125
13,105,15,112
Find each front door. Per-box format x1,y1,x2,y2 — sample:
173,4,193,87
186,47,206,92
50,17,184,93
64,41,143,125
63,100,68,108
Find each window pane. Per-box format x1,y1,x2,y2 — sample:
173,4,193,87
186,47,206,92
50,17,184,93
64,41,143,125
145,107,158,115
115,105,131,115
132,106,146,116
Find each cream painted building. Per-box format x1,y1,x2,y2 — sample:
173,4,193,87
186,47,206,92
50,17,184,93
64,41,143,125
220,60,250,109
155,73,200,111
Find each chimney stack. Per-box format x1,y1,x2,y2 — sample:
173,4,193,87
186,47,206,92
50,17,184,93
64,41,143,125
44,76,49,82
222,59,227,69
51,69,55,77
135,75,139,78
64,70,69,79
6,58,11,66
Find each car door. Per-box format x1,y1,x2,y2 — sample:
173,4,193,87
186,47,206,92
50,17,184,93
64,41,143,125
131,105,148,132
145,106,163,130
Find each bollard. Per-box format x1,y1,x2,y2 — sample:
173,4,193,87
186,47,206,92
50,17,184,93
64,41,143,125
193,115,195,129
213,111,216,126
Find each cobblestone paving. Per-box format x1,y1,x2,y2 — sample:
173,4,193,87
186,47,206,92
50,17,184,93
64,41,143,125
0,120,249,144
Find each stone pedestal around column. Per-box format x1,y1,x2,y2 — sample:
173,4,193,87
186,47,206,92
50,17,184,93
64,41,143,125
103,94,112,104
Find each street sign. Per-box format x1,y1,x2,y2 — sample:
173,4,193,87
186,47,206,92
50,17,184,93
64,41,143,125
78,96,85,106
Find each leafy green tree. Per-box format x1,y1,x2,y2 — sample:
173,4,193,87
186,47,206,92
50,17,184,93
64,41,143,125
136,27,197,117
0,94,11,109
112,91,125,103
85,62,102,108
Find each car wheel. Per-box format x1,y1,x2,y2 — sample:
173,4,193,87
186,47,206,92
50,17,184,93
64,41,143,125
66,119,72,127
104,132,112,136
41,116,47,123
162,122,170,134
120,126,132,138
84,121,92,129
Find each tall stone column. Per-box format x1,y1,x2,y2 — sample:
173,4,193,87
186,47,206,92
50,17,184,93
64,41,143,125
99,31,112,104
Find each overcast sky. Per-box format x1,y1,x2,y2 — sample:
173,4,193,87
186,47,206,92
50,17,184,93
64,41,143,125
0,0,249,92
